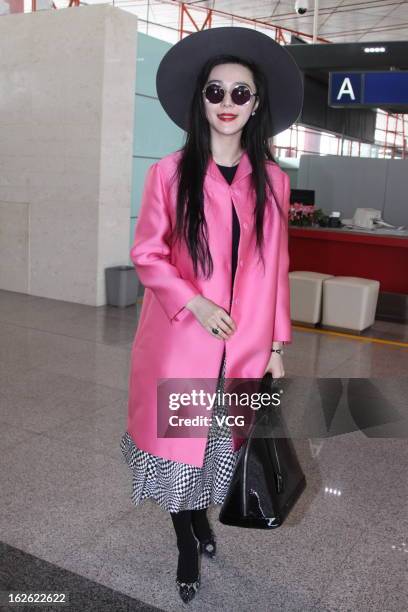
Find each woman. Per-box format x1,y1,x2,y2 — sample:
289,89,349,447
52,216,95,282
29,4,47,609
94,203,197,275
120,27,303,603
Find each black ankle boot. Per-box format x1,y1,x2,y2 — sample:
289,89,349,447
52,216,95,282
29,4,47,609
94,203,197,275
170,510,201,603
192,508,217,558
176,537,201,603
198,530,216,558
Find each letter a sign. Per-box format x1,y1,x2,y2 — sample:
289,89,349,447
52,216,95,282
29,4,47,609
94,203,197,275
329,73,362,107
329,71,408,108
337,78,356,100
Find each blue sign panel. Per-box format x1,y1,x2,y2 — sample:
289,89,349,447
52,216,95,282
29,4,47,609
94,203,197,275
364,72,408,104
329,71,408,107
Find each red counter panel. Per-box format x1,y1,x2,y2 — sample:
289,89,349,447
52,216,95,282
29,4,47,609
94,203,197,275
288,227,408,294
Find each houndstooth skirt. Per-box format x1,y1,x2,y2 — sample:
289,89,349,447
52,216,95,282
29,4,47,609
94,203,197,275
120,350,240,512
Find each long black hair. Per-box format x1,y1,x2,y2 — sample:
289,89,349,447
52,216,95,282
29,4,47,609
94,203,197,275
170,54,280,279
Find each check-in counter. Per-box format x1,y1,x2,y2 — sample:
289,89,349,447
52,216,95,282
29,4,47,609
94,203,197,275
288,226,408,294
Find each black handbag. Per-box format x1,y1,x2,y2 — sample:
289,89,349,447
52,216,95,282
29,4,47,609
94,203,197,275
219,373,306,529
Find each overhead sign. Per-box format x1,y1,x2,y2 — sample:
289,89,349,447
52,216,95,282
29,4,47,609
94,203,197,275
329,71,408,107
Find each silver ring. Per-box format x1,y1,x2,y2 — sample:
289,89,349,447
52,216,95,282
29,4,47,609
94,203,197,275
212,327,219,334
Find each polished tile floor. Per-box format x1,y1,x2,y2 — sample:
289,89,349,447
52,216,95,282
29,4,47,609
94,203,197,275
1,289,407,612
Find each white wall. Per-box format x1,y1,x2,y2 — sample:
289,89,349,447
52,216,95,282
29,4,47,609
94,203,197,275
298,155,408,226
0,5,138,305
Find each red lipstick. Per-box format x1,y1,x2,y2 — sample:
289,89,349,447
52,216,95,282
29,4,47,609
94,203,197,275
218,114,238,122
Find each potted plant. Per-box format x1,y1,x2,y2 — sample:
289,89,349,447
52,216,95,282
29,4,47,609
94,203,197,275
289,203,328,227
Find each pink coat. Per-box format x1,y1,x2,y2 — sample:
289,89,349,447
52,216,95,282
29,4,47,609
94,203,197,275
126,149,292,467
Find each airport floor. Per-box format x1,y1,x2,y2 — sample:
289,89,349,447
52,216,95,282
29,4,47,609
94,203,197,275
1,289,407,612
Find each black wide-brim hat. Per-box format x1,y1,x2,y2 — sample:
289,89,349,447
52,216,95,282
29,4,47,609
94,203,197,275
156,26,304,137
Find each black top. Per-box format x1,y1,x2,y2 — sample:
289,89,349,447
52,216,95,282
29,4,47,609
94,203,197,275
216,163,238,184
216,163,241,303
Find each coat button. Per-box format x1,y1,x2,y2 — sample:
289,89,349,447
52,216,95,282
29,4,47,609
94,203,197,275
239,260,244,267
243,222,248,229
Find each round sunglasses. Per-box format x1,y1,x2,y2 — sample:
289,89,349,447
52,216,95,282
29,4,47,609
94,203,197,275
202,83,258,106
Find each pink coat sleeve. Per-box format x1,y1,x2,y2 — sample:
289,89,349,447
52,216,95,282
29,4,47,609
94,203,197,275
272,171,292,344
130,162,201,322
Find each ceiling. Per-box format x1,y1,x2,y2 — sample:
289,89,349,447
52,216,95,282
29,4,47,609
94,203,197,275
180,0,408,43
